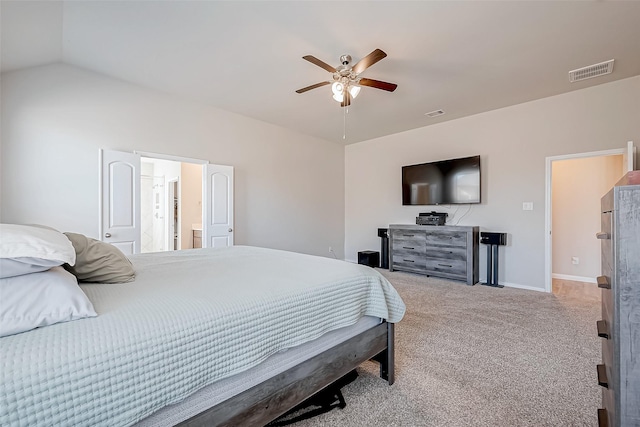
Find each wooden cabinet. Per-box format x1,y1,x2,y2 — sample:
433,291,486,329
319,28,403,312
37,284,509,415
596,171,640,427
389,224,479,285
193,229,202,249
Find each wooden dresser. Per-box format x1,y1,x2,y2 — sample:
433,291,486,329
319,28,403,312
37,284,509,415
596,171,640,427
388,224,479,285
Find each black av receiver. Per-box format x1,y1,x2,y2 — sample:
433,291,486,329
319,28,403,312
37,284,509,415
416,211,448,226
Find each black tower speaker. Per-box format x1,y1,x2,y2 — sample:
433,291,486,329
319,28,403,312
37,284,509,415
378,228,389,269
480,232,507,288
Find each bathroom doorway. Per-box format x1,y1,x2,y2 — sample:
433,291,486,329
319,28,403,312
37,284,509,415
140,157,203,253
100,148,234,254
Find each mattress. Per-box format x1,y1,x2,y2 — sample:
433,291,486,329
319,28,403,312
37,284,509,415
0,246,405,427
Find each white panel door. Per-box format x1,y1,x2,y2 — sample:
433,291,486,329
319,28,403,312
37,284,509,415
203,164,234,248
623,140,636,173
100,149,141,255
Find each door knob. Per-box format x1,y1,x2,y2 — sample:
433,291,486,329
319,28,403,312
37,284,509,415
228,228,233,232
105,233,112,238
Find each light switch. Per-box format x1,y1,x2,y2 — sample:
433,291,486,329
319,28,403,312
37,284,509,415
523,202,534,211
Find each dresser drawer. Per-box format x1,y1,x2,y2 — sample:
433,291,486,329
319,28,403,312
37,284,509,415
601,285,614,340
599,212,613,283
392,253,426,272
393,252,424,265
425,245,466,261
391,230,426,243
425,258,466,278
601,387,615,427
392,240,425,253
598,408,609,427
425,231,467,247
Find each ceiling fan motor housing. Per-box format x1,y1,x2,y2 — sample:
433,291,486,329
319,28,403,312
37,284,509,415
340,54,352,66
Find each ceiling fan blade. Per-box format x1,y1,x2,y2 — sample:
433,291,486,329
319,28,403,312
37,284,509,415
358,78,398,92
302,55,337,73
295,81,331,94
352,49,387,75
340,90,351,107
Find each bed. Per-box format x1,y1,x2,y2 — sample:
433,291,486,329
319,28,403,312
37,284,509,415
0,244,405,427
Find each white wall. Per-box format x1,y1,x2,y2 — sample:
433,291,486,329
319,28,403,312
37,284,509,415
551,155,623,282
0,1,62,72
345,76,640,291
0,63,345,259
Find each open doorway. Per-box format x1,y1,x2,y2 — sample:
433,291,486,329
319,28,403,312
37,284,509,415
549,153,623,299
140,157,203,253
100,148,235,254
544,143,635,295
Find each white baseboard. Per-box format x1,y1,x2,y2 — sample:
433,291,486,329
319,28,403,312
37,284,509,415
552,273,597,284
498,281,547,293
366,266,548,293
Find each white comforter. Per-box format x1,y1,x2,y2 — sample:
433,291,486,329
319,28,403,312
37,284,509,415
0,246,405,427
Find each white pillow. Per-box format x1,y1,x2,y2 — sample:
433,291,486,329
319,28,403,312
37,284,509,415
0,224,76,278
0,258,62,278
0,267,97,337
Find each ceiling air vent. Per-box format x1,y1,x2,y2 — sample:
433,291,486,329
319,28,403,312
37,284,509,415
568,59,614,83
425,109,445,118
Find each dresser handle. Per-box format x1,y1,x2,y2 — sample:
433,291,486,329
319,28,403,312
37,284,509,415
597,364,608,388
438,264,452,268
596,320,609,339
403,234,415,237
596,232,610,240
597,408,608,427
402,247,415,250
403,259,415,263
597,276,610,289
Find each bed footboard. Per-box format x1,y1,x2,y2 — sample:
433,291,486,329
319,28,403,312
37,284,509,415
177,321,395,427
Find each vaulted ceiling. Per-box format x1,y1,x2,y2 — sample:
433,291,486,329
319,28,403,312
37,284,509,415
2,1,640,144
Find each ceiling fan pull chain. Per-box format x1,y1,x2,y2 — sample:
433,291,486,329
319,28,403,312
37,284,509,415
343,104,347,139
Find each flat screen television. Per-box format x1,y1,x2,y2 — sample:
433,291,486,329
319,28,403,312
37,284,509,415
402,155,481,205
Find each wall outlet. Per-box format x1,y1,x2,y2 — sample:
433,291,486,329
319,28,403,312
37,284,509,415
328,246,333,253
572,256,579,265
522,202,534,211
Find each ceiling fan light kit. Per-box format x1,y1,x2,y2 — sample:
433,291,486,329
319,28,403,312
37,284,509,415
296,48,397,107
331,81,361,103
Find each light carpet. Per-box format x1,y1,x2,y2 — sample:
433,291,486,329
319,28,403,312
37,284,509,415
292,270,601,427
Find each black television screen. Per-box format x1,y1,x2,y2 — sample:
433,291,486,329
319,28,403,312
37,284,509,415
402,155,481,205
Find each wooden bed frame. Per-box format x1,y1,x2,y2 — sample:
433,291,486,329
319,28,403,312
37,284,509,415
176,321,395,426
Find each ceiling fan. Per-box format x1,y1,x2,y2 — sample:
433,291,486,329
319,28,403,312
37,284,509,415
295,48,397,107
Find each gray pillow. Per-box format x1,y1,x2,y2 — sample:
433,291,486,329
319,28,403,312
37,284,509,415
63,232,135,283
